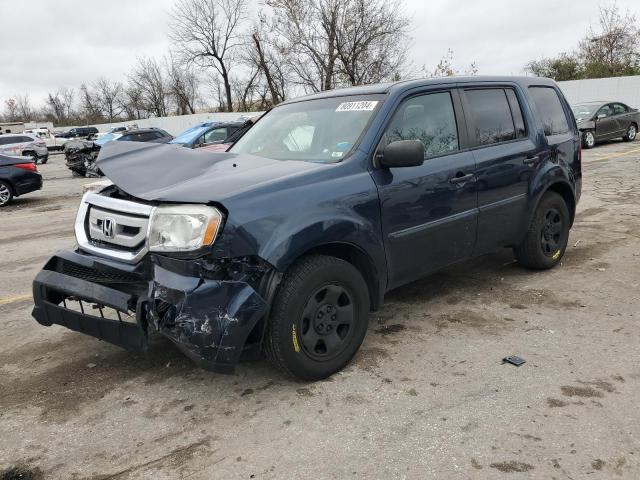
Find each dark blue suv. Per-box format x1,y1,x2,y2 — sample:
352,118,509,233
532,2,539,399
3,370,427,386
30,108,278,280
32,76,581,380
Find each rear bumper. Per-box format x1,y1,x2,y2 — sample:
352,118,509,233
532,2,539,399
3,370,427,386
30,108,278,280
15,173,43,196
32,250,269,373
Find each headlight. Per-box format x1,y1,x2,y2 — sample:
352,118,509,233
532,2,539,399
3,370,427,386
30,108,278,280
148,205,223,252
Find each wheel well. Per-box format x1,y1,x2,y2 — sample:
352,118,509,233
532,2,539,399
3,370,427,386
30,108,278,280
302,243,382,312
546,182,576,225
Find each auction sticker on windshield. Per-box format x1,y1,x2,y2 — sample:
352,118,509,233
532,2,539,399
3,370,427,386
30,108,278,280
336,101,378,112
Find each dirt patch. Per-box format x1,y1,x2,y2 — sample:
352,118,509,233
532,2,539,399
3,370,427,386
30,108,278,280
592,459,605,470
0,336,193,422
433,309,507,336
560,386,603,398
351,347,390,372
489,461,534,473
0,465,44,480
547,398,569,408
374,324,406,336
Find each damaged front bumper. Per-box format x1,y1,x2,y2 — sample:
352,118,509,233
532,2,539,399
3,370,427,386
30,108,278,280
32,250,270,373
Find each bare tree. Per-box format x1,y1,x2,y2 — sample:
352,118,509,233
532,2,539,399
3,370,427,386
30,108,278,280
167,58,200,115
94,77,124,122
120,83,149,120
15,94,34,121
267,0,341,92
79,84,104,124
170,0,247,112
45,88,75,125
579,3,640,78
3,98,18,122
334,0,410,85
424,49,478,78
128,57,169,117
249,25,288,106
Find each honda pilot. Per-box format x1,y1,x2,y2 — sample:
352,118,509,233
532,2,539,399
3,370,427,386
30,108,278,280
32,76,581,380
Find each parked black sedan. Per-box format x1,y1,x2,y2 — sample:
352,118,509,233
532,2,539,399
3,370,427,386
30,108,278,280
572,101,639,148
0,154,43,207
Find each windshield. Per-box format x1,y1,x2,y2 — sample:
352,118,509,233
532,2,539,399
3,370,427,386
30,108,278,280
571,104,600,121
170,125,211,145
230,95,384,162
94,133,122,146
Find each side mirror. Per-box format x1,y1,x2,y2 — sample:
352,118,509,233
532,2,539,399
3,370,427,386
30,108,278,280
379,140,425,168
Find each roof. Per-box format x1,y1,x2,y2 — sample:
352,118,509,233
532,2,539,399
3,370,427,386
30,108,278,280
281,76,558,104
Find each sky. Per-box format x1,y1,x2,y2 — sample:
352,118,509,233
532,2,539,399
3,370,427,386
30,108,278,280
0,0,639,108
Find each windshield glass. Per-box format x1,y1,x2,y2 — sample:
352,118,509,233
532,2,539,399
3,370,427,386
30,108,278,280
94,133,122,146
230,95,384,162
571,103,600,121
170,125,212,145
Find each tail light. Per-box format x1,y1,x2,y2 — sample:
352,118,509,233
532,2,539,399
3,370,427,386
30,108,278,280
14,163,38,172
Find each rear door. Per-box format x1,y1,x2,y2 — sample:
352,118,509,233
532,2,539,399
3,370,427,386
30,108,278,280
371,88,478,289
594,104,617,139
460,86,539,254
612,103,631,134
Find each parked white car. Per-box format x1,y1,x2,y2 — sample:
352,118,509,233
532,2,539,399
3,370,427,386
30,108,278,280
0,133,49,163
24,128,67,152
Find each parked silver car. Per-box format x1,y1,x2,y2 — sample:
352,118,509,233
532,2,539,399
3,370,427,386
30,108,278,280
0,133,49,163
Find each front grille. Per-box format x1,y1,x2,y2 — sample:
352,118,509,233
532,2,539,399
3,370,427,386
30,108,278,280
88,206,149,250
76,192,154,263
61,260,142,285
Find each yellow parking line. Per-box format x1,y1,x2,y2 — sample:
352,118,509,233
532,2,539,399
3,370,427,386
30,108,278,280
0,294,32,306
593,146,640,161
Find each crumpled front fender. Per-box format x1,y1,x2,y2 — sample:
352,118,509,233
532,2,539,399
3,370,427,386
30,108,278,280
148,263,268,373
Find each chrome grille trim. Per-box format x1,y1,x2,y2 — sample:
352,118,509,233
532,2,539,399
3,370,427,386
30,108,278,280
75,192,154,264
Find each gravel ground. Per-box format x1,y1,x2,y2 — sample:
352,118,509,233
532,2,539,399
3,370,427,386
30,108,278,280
1,141,640,479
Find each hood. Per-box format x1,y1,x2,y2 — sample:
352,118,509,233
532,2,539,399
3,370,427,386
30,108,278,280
96,141,326,204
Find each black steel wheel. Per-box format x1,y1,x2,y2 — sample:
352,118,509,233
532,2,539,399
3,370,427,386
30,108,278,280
515,191,570,269
299,284,356,361
264,255,369,380
540,207,563,256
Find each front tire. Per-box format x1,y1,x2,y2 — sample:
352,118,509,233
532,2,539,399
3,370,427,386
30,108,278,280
264,255,370,381
514,192,570,270
0,180,14,207
40,155,49,164
623,124,637,142
582,130,596,149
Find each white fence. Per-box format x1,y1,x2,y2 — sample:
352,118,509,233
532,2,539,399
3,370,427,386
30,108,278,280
68,111,261,136
558,75,640,108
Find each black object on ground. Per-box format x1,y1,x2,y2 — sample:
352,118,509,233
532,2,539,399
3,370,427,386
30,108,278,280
503,355,526,366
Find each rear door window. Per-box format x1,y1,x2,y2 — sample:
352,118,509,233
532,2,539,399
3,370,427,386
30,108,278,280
385,91,459,158
528,87,570,136
613,103,627,115
464,89,516,146
203,128,228,143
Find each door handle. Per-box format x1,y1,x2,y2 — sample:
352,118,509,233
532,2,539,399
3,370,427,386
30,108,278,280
449,172,475,184
523,155,540,165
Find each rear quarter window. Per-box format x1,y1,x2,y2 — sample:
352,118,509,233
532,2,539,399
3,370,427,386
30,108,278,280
528,87,570,136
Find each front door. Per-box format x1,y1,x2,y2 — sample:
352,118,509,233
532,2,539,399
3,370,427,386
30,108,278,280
371,89,478,289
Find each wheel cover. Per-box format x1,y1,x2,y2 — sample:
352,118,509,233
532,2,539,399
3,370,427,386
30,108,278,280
629,125,637,140
585,132,595,146
299,283,355,361
540,207,563,257
0,184,10,205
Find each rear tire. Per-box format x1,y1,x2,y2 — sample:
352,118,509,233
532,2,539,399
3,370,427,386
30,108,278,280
514,192,570,270
40,155,49,164
0,180,14,207
264,255,370,381
623,124,637,142
582,130,596,149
